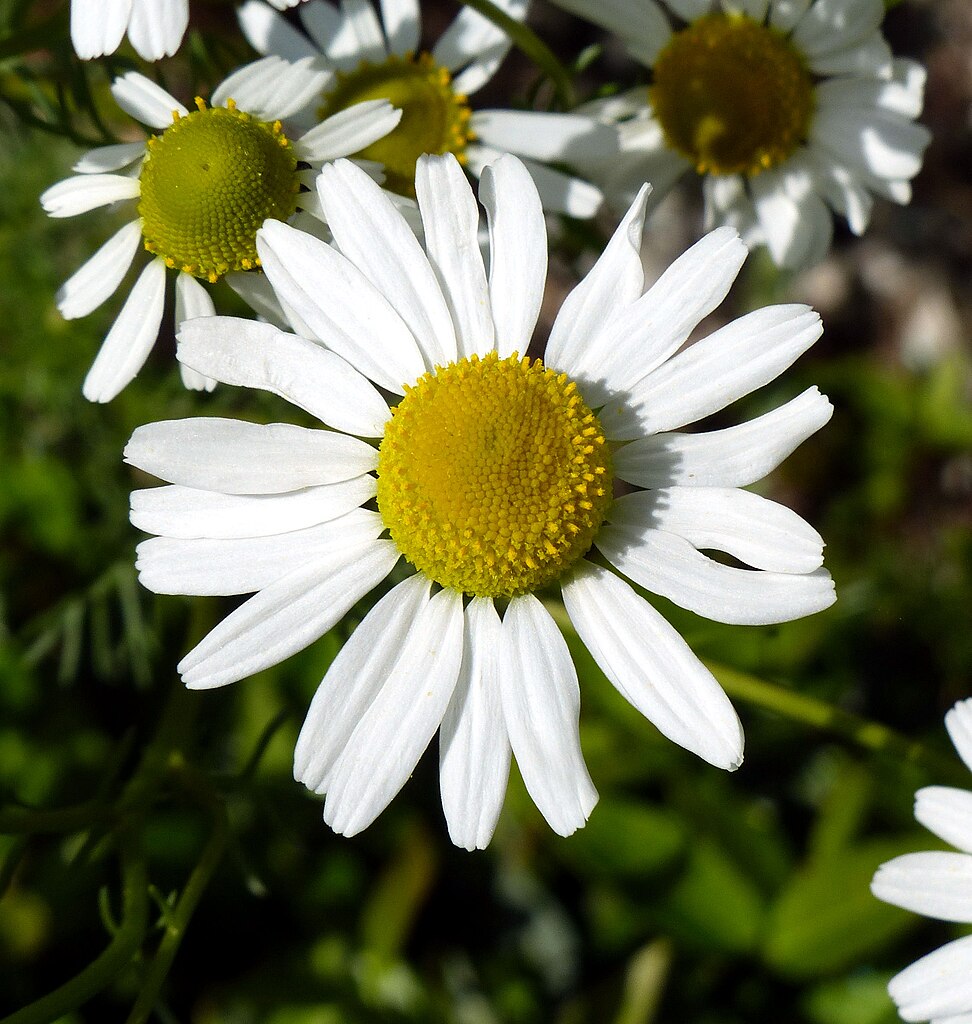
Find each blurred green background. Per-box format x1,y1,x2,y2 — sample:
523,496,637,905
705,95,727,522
1,1,971,1021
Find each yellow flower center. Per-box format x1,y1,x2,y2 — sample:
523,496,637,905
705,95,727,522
650,12,814,178
138,99,299,282
318,52,473,198
377,353,612,598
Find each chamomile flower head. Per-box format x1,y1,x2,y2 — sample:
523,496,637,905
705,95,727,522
126,153,836,848
238,0,616,217
40,58,401,402
70,0,307,61
872,699,972,1023
551,0,931,268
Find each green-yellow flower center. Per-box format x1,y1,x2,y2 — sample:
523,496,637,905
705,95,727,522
318,52,473,198
138,99,299,282
377,353,613,599
650,12,814,178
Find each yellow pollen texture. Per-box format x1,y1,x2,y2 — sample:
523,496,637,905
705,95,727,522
318,52,473,198
138,100,299,282
650,13,814,178
377,353,613,599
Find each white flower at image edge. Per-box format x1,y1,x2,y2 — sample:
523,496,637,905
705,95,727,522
550,0,931,268
70,0,306,60
124,153,836,849
40,59,402,402
872,699,972,1024
239,0,615,216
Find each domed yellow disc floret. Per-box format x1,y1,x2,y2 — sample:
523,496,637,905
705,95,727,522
138,99,299,282
318,52,473,198
650,13,814,178
377,352,613,599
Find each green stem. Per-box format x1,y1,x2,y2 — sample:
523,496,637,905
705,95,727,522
705,660,964,782
125,765,228,1024
0,832,148,1024
460,0,577,109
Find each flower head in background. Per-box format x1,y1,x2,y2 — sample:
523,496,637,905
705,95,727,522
238,0,616,216
70,0,307,61
551,0,931,268
872,699,972,1024
126,153,835,847
41,59,401,402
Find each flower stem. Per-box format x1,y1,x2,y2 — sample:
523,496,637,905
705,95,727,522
459,0,577,109
705,660,963,781
125,763,228,1024
0,831,149,1024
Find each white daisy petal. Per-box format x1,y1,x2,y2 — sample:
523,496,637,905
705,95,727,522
808,30,893,78
669,0,714,20
915,787,972,856
73,142,145,174
815,60,927,121
83,257,166,404
127,0,188,60
71,0,130,59
302,0,361,68
871,851,972,923
546,184,650,377
130,476,377,540
886,934,972,1024
811,105,930,183
546,0,671,66
499,595,598,837
479,154,547,358
40,174,140,218
598,523,836,625
611,487,825,573
380,0,420,55
472,110,621,168
324,587,465,836
415,154,495,359
583,227,748,394
177,315,390,438
136,508,384,596
465,143,605,219
178,538,400,689
110,72,187,129
792,0,883,57
563,561,744,770
602,305,823,440
211,55,332,121
439,598,511,851
432,0,525,81
174,275,218,392
56,219,141,320
723,0,769,20
256,218,426,393
125,418,378,493
769,0,811,33
934,1014,972,1024
295,574,430,791
338,0,388,62
317,160,457,369
613,386,833,489
238,0,320,60
294,100,402,162
946,700,972,774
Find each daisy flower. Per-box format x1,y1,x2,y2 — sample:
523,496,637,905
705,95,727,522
550,0,931,267
126,153,836,848
872,699,972,1024
237,0,616,216
70,0,306,61
40,59,401,402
